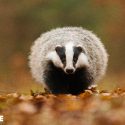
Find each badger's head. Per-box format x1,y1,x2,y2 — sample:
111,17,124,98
46,42,89,74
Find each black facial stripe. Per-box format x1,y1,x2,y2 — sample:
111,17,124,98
55,46,66,66
73,46,83,65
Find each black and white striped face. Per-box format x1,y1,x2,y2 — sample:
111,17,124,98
46,42,89,74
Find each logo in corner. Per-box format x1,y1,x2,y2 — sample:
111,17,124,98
0,115,3,122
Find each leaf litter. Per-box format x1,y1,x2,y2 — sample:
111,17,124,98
1,87,125,125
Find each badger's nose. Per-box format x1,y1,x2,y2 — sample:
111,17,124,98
65,68,74,74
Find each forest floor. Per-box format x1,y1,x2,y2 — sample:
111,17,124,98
0,87,125,125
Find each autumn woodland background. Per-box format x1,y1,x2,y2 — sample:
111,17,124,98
0,0,125,93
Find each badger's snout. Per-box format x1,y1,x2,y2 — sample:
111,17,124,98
65,68,75,74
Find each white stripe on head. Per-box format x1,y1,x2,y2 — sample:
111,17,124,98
46,51,63,68
65,42,75,71
75,53,89,68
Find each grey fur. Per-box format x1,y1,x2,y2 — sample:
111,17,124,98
29,27,108,88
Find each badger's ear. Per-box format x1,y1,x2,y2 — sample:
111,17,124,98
76,45,83,52
55,45,63,52
76,45,85,53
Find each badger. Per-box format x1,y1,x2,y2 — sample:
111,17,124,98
29,27,108,95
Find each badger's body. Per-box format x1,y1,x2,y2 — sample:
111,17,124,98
29,27,108,94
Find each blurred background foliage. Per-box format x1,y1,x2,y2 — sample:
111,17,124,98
0,0,125,93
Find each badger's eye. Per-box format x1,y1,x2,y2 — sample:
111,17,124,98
73,58,77,65
61,57,66,63
73,46,84,65
73,58,77,63
55,46,66,64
